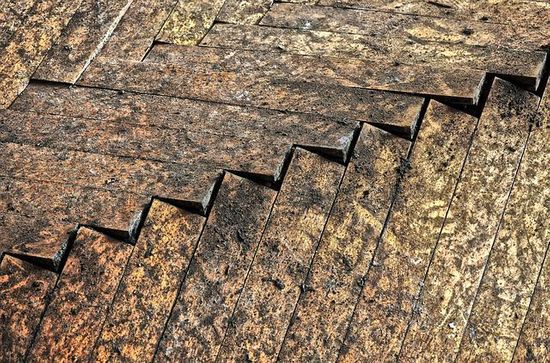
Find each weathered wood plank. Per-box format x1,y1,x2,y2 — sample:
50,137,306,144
216,0,273,24
456,92,550,362
217,148,345,361
399,78,539,361
0,112,285,182
318,0,550,29
0,141,218,203
0,0,36,48
512,241,550,362
10,83,357,162
261,3,550,52
146,43,486,104
339,101,478,361
201,24,546,90
156,0,225,45
26,228,132,362
0,0,81,108
278,124,410,361
155,173,276,361
33,0,133,83
80,57,424,137
98,0,179,60
0,255,57,361
0,176,145,269
1,105,356,179
91,201,205,362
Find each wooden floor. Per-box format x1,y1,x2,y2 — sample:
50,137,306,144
0,0,549,361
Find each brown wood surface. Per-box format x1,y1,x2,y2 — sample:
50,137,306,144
0,1,548,360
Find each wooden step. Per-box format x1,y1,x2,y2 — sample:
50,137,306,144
457,88,550,361
33,0,133,84
512,240,550,362
317,0,550,29
261,3,550,52
1,176,147,269
98,0,180,61
0,0,81,108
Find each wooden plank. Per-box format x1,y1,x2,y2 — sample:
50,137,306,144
156,0,225,45
0,0,81,108
216,0,273,24
540,83,550,128
80,57,424,137
0,112,285,182
261,3,550,52
338,102,478,361
26,228,132,362
98,0,179,60
201,23,546,90
155,173,277,361
91,201,205,362
0,176,145,269
0,141,218,203
146,43,486,104
278,124,410,361
216,148,345,361
0,255,57,361
1,104,356,179
399,78,539,361
457,92,550,361
0,0,36,48
512,241,550,362
317,0,550,29
11,83,357,162
33,0,133,83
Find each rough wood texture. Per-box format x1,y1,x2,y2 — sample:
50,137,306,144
0,0,37,48
278,124,410,362
0,0,81,108
339,101,478,361
91,201,205,362
0,176,145,269
97,0,179,60
457,93,550,362
156,173,276,361
399,78,539,361
80,57,424,137
513,241,550,362
26,228,132,362
201,24,546,90
146,43,486,104
33,0,132,83
0,255,56,362
217,0,274,24
318,0,550,29
261,3,550,52
1,103,355,178
1,0,549,359
156,0,226,45
217,148,345,361
10,83,357,163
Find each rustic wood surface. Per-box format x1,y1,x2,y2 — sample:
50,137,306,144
0,0,548,361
